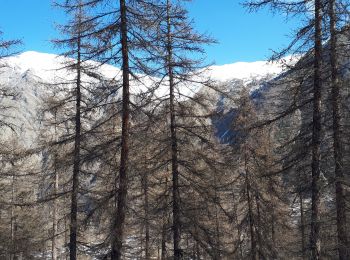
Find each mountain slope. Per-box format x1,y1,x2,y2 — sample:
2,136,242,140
0,51,292,147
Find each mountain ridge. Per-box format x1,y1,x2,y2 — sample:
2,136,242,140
3,51,291,83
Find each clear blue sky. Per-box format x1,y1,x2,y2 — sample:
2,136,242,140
0,0,299,65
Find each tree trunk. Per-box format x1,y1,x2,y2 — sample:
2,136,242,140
69,21,82,260
196,240,200,260
143,172,150,260
166,0,181,259
329,1,349,259
300,193,306,260
232,190,243,259
309,0,322,259
10,174,15,260
161,178,168,260
161,222,167,260
271,211,277,259
255,194,263,260
245,154,257,260
213,171,220,260
64,198,68,260
52,168,58,260
52,111,58,260
111,0,130,258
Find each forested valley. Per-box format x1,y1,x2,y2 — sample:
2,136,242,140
0,0,349,259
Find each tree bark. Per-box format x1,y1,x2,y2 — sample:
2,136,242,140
309,0,322,259
111,0,130,258
329,1,349,258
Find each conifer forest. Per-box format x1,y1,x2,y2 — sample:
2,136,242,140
0,0,350,259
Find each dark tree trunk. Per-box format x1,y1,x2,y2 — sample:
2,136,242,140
166,0,181,259
214,173,220,260
300,193,306,260
245,154,257,260
196,240,200,260
161,222,167,260
69,25,82,260
309,0,322,259
270,205,277,259
232,190,243,259
161,178,168,260
111,0,130,259
64,199,68,260
52,111,58,260
255,194,263,260
143,172,150,260
10,175,15,260
329,1,349,258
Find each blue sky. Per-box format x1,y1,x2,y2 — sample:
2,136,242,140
0,0,299,65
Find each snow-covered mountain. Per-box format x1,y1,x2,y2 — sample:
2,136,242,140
5,51,288,83
0,51,291,146
208,59,287,83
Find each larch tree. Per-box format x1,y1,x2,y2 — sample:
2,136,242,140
309,1,323,258
54,0,177,258
134,0,231,258
328,0,349,258
228,88,290,260
110,1,130,258
48,0,105,258
244,0,326,258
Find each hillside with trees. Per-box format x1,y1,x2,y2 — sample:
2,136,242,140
0,0,349,259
